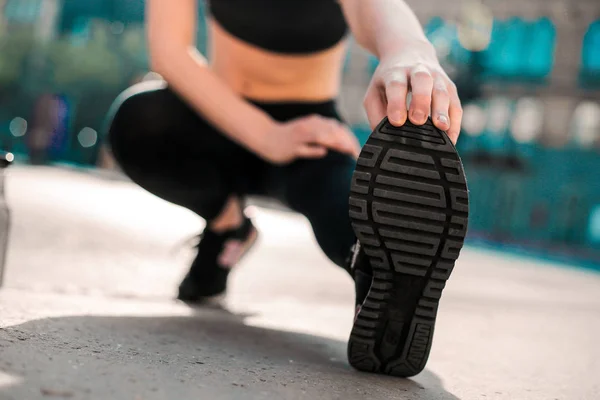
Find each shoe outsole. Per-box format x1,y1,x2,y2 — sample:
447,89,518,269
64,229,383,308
348,117,469,378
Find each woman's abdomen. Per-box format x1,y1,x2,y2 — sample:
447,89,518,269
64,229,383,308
208,20,347,102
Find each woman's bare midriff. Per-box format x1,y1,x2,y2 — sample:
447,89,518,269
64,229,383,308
208,20,347,102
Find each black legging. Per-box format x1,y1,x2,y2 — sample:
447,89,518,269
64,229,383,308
107,81,357,269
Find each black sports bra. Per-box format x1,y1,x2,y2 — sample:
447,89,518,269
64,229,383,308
208,0,349,54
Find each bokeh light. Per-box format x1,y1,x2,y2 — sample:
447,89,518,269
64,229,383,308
457,1,494,52
571,101,600,148
511,98,544,143
77,127,98,148
9,117,27,137
486,98,512,135
462,103,487,137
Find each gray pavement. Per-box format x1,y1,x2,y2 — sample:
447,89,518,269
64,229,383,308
1,166,599,400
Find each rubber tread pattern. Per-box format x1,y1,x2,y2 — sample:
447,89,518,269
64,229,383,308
348,117,469,377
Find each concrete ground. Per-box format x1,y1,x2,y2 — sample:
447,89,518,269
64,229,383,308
1,166,599,400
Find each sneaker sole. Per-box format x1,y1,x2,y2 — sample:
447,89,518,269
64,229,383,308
348,117,469,377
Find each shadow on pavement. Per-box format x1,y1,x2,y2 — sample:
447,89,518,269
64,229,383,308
0,305,461,400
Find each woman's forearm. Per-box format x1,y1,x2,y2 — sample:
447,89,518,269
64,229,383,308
152,47,274,154
339,0,436,60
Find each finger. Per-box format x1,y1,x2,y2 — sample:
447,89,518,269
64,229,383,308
363,86,387,129
319,119,340,148
408,64,433,125
295,115,326,143
384,73,408,126
350,134,361,159
296,144,328,159
319,120,352,154
431,77,450,131
447,95,463,144
308,120,357,157
297,118,358,157
336,123,361,158
347,128,362,159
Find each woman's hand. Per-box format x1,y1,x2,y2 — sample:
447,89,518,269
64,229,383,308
363,47,463,144
257,115,361,165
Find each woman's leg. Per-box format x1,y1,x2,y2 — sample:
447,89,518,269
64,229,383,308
247,99,356,270
107,81,264,222
107,81,265,300
280,151,357,270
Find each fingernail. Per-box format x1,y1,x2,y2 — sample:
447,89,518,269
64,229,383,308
438,115,448,125
412,110,426,122
389,111,403,124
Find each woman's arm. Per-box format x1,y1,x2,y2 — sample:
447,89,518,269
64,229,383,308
146,0,273,153
338,0,463,142
338,0,434,60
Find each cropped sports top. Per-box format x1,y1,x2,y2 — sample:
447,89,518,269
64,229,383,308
208,0,349,54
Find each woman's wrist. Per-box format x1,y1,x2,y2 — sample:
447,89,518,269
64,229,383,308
378,38,438,64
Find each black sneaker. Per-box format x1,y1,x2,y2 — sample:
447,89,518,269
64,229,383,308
347,117,469,377
177,217,258,303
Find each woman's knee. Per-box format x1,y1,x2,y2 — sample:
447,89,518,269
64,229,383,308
106,81,175,155
104,82,236,221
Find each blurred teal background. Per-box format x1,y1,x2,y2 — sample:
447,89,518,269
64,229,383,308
0,0,599,265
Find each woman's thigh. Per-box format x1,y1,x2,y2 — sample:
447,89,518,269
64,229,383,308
107,81,267,220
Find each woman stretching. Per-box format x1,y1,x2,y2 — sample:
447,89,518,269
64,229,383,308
107,0,469,377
